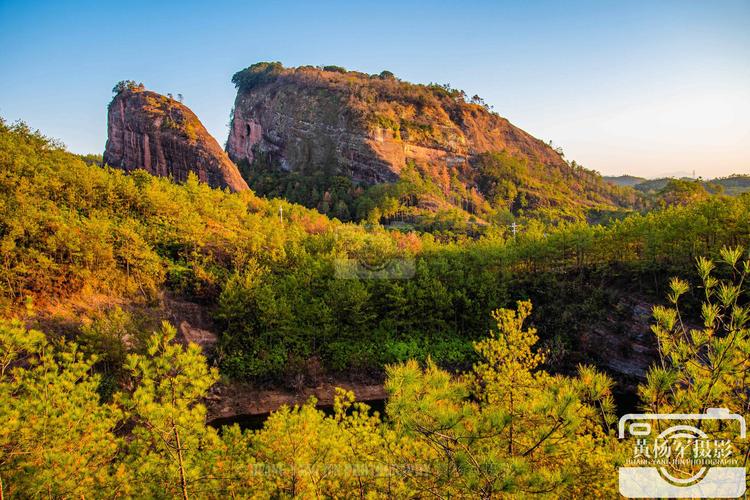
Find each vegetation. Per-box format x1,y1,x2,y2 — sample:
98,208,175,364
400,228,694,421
1,117,749,496
112,80,145,94
322,65,348,73
640,246,750,453
243,149,642,231
710,174,750,196
231,61,285,92
2,119,749,383
607,174,750,199
2,249,747,496
655,178,710,206
0,299,619,497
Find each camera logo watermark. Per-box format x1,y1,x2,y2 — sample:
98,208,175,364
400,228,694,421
618,408,746,498
334,257,415,280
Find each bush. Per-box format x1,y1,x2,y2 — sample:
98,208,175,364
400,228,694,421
322,65,347,73
112,80,144,94
231,61,284,91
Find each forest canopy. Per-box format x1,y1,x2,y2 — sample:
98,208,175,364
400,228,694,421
2,250,748,497
1,118,749,497
1,118,749,381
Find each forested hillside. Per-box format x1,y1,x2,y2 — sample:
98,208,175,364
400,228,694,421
602,175,647,187
1,119,749,497
3,118,748,381
3,258,748,497
2,118,749,381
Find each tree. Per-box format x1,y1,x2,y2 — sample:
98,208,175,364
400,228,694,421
231,61,284,91
385,301,619,498
322,65,347,73
117,322,222,499
656,178,709,206
77,306,146,397
640,246,749,477
251,390,393,497
642,246,749,414
472,301,617,496
0,320,123,497
112,80,143,94
332,199,350,221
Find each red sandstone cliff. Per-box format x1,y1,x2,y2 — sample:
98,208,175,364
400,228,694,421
104,85,248,192
226,64,567,186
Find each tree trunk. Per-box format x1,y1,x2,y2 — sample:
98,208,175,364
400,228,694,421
173,422,189,500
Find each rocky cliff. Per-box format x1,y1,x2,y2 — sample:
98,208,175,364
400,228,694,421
226,63,637,222
227,63,564,183
104,84,248,192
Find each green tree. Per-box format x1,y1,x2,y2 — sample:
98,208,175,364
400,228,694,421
641,246,749,415
640,246,750,481
656,178,709,206
77,306,147,398
385,301,619,498
251,390,392,497
117,322,222,499
0,319,123,497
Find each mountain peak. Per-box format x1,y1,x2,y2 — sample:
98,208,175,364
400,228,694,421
104,83,249,192
226,62,635,222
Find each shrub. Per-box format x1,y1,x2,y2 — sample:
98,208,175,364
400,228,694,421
231,62,284,91
322,65,347,73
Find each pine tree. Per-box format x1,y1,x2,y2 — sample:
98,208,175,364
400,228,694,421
117,322,222,498
640,246,750,483
0,320,123,497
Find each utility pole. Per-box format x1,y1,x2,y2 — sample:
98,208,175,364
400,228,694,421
510,221,518,239
279,205,283,225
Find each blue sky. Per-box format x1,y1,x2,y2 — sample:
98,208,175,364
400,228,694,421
1,0,748,178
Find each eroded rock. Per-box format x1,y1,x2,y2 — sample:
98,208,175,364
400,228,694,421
226,64,567,187
104,86,249,192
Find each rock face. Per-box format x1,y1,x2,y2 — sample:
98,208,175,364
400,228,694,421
226,63,566,187
104,86,248,192
225,64,638,221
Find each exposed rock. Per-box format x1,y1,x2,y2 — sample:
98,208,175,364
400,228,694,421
226,63,636,219
178,321,218,351
104,85,249,192
157,292,220,354
227,64,567,187
574,296,658,412
205,380,387,423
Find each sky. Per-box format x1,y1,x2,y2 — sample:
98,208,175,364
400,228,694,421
1,0,748,179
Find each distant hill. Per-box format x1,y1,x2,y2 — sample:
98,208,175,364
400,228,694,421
603,175,647,187
611,174,750,196
707,175,750,195
631,178,675,193
226,62,640,224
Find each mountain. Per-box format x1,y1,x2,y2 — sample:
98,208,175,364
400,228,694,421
104,82,249,192
629,175,750,196
226,63,638,223
631,177,683,193
710,175,750,195
603,175,647,187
